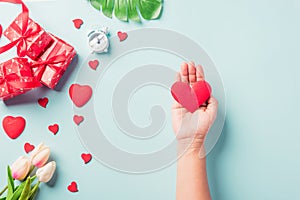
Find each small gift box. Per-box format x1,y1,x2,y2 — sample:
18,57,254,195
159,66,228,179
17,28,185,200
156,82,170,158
31,33,76,89
0,57,41,100
4,13,53,60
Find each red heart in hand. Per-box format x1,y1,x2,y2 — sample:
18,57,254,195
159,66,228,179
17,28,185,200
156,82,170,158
117,31,128,42
73,115,84,125
69,84,93,107
0,24,2,38
81,153,92,164
24,142,35,153
171,81,211,113
2,116,26,139
88,60,99,70
48,124,59,135
72,19,83,29
68,181,78,193
38,97,49,108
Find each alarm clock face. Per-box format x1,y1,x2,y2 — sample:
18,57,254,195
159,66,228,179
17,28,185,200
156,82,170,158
88,32,109,53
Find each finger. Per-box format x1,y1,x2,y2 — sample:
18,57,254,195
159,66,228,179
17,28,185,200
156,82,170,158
205,96,218,121
188,61,196,85
180,62,189,83
196,64,205,81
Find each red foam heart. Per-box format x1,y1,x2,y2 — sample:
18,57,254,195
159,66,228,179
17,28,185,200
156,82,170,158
24,142,35,153
117,31,128,42
81,153,92,164
171,81,212,113
72,19,83,29
38,97,49,108
69,84,93,108
88,59,99,70
73,115,84,125
0,24,2,38
2,116,26,139
68,181,78,193
48,124,59,135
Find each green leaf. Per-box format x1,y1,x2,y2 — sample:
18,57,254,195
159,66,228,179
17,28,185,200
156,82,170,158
114,0,128,21
0,197,6,200
19,177,31,200
128,0,140,22
88,0,163,22
28,182,40,200
9,182,25,200
102,0,115,18
138,0,162,20
90,0,103,10
6,166,14,200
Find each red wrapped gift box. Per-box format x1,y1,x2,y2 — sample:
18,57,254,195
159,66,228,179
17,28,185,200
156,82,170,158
31,33,76,89
4,13,53,60
0,57,41,100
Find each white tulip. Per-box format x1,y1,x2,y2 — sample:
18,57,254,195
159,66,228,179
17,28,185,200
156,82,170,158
11,156,31,180
36,161,56,183
30,143,50,168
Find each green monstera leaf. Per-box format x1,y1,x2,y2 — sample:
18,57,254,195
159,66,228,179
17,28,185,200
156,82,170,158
89,0,163,22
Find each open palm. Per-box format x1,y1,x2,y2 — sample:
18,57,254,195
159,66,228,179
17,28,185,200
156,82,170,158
172,62,218,147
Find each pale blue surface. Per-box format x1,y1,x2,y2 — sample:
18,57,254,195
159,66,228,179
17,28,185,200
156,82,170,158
0,0,299,199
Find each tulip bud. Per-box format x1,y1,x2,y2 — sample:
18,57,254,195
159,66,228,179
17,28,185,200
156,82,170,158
11,156,31,180
30,143,50,168
36,161,56,183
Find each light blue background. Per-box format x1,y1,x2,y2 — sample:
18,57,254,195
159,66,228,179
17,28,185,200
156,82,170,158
0,0,299,199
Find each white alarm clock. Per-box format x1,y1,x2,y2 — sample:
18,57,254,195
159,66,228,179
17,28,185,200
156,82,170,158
88,27,110,53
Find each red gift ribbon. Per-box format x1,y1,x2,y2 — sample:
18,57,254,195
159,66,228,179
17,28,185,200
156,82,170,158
31,52,68,76
0,0,40,57
0,60,41,95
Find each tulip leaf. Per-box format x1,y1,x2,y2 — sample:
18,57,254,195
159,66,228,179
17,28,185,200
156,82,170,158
6,166,14,200
28,182,40,200
9,182,25,200
89,0,163,22
0,197,6,200
19,177,31,200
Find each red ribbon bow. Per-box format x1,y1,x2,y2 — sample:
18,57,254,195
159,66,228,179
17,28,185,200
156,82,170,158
0,0,40,56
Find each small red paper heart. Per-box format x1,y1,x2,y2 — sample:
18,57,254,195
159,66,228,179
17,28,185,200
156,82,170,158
88,59,99,70
38,97,49,108
171,81,212,113
69,84,93,108
24,142,35,153
0,24,2,38
48,124,59,135
81,153,92,164
68,181,78,193
73,115,84,125
117,31,128,42
2,116,26,139
72,19,83,29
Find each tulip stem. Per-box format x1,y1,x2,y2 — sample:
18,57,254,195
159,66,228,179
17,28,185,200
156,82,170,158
0,185,8,196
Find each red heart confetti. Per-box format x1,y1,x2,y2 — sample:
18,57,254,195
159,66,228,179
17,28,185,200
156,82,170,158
73,115,84,125
0,24,2,38
69,84,93,108
38,97,49,108
81,153,92,164
72,19,83,29
171,80,211,113
24,142,35,153
48,124,59,135
68,181,78,193
88,59,99,70
117,31,128,42
2,116,26,139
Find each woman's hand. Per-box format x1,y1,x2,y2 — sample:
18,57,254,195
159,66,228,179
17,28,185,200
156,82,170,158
172,62,218,151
